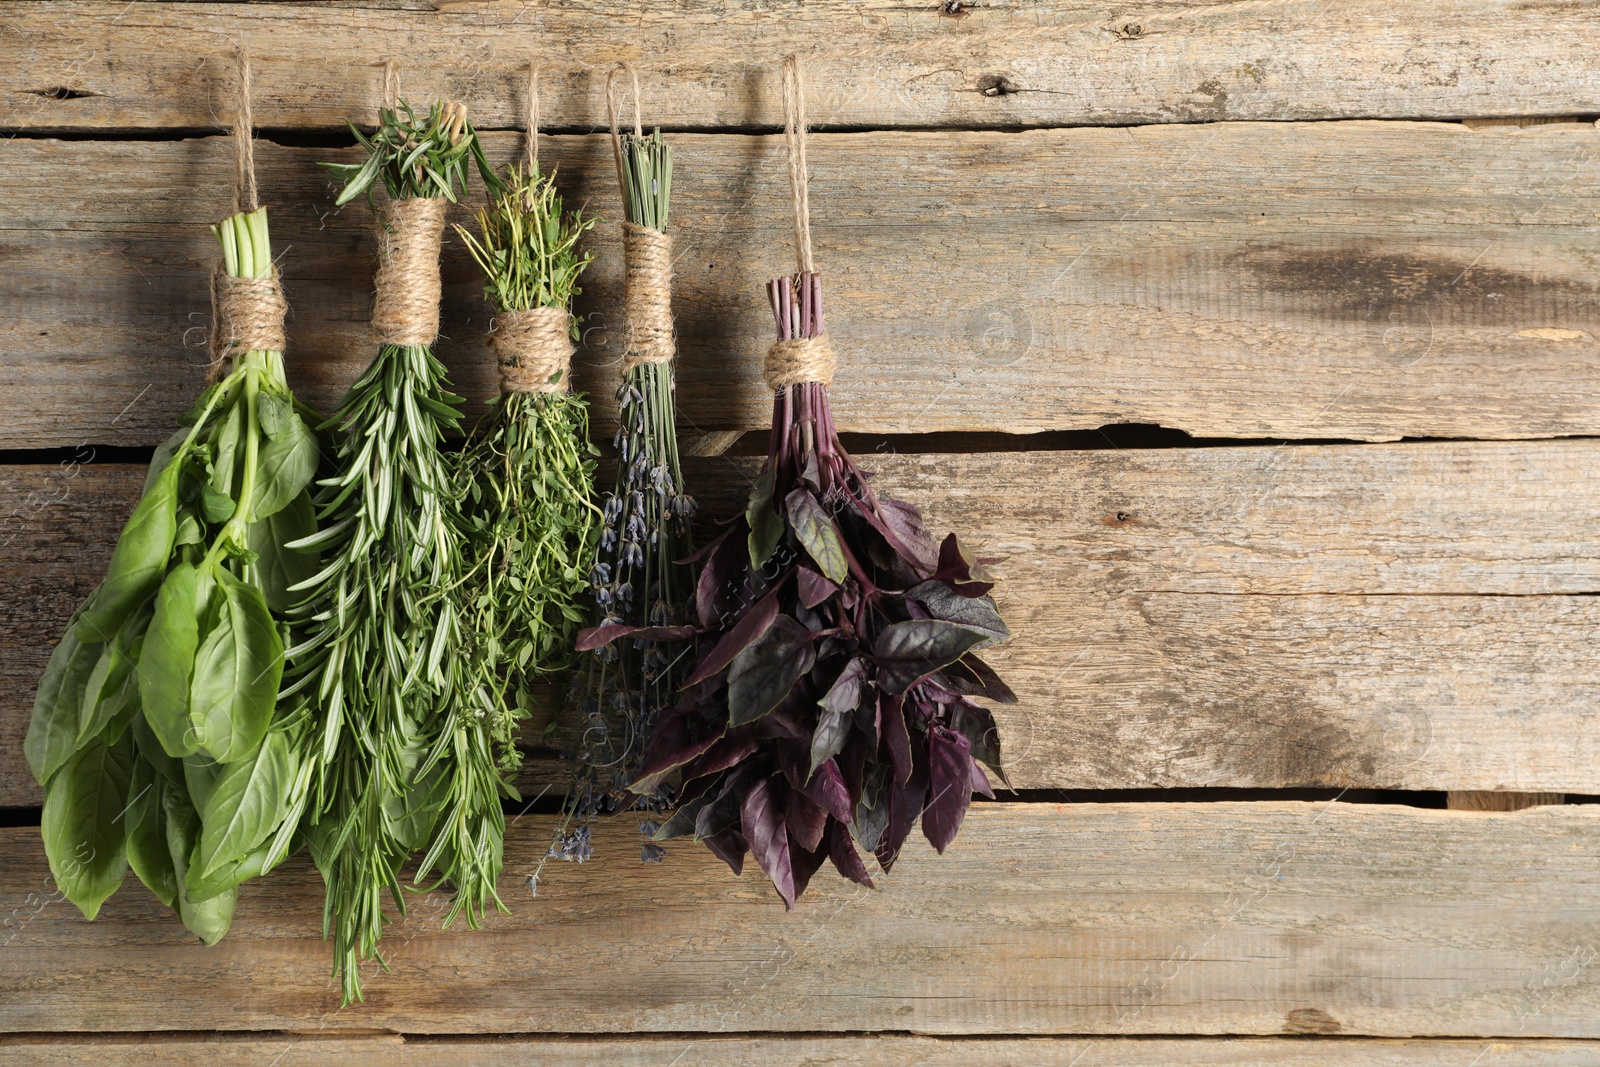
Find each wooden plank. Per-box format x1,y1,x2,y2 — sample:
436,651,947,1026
5,438,1600,807
6,122,1600,446
4,2,1598,131
9,1034,1600,1066
4,803,1600,1035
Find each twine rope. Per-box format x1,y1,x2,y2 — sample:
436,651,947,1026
494,306,573,392
525,62,540,170
605,63,644,214
373,196,448,347
208,46,288,383
764,56,836,390
621,222,675,370
382,59,399,111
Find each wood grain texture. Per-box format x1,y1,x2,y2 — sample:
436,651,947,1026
4,803,1600,1036
6,122,1600,446
5,438,1599,807
4,1,1598,131
9,1035,1600,1066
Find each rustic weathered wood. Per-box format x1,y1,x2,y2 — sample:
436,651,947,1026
1448,792,1566,811
6,438,1600,807
4,803,1600,1036
7,123,1600,447
5,2,1599,131
9,1034,1600,1066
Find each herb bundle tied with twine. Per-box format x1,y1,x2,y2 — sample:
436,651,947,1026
28,49,323,944
287,63,500,1005
616,58,1015,907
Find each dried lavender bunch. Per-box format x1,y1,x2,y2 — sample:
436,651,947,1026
551,128,696,873
610,270,1015,906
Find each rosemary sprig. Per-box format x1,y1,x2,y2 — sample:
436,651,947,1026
549,129,695,875
288,99,485,1005
444,163,602,918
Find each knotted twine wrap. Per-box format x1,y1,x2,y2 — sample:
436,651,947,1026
763,56,836,391
494,306,572,393
208,46,289,383
372,196,448,347
607,64,677,373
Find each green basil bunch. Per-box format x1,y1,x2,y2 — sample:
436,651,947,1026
25,206,322,943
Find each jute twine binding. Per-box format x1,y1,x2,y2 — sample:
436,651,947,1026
373,196,448,347
607,64,677,373
208,46,289,383
494,306,573,393
764,55,836,391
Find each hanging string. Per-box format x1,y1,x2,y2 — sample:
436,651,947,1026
605,62,643,214
525,62,540,171
209,46,288,383
781,54,815,276
382,58,399,111
764,55,834,390
231,46,259,213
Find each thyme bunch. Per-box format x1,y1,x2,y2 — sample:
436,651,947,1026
554,129,696,873
449,163,602,897
288,99,491,1005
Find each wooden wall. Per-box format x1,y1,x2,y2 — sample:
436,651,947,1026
4,2,1600,1062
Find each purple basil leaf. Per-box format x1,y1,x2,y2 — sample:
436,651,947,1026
970,758,996,799
828,819,875,888
575,622,696,653
728,616,814,727
853,685,879,746
906,580,1009,646
881,690,912,786
746,467,784,570
877,496,939,571
631,712,725,795
684,584,782,688
802,758,854,823
818,657,867,716
695,764,759,842
694,524,743,629
938,654,1019,705
853,767,890,853
741,777,796,908
874,619,994,694
702,825,748,875
791,833,830,900
679,728,762,784
653,793,712,841
808,708,851,781
796,566,838,609
922,724,973,854
876,760,927,872
931,533,993,596
951,700,1007,783
783,788,829,852
758,688,813,741
785,488,849,584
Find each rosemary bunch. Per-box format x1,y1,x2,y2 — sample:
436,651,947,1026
446,164,601,910
288,99,495,1004
557,129,696,870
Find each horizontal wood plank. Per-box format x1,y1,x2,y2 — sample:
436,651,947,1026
5,439,1599,807
9,1034,1600,1066
4,2,1598,131
6,123,1600,446
4,803,1600,1036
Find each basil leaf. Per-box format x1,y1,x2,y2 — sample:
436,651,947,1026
785,489,848,584
77,461,180,643
247,491,318,614
808,708,851,781
185,840,273,904
906,580,1010,647
26,612,101,785
252,411,318,521
140,563,202,758
209,402,243,497
873,619,993,694
124,756,177,908
144,427,191,495
190,570,282,763
728,616,814,727
161,780,236,945
77,599,151,747
197,728,292,878
41,732,133,920
745,468,783,570
201,483,236,524
257,392,292,440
